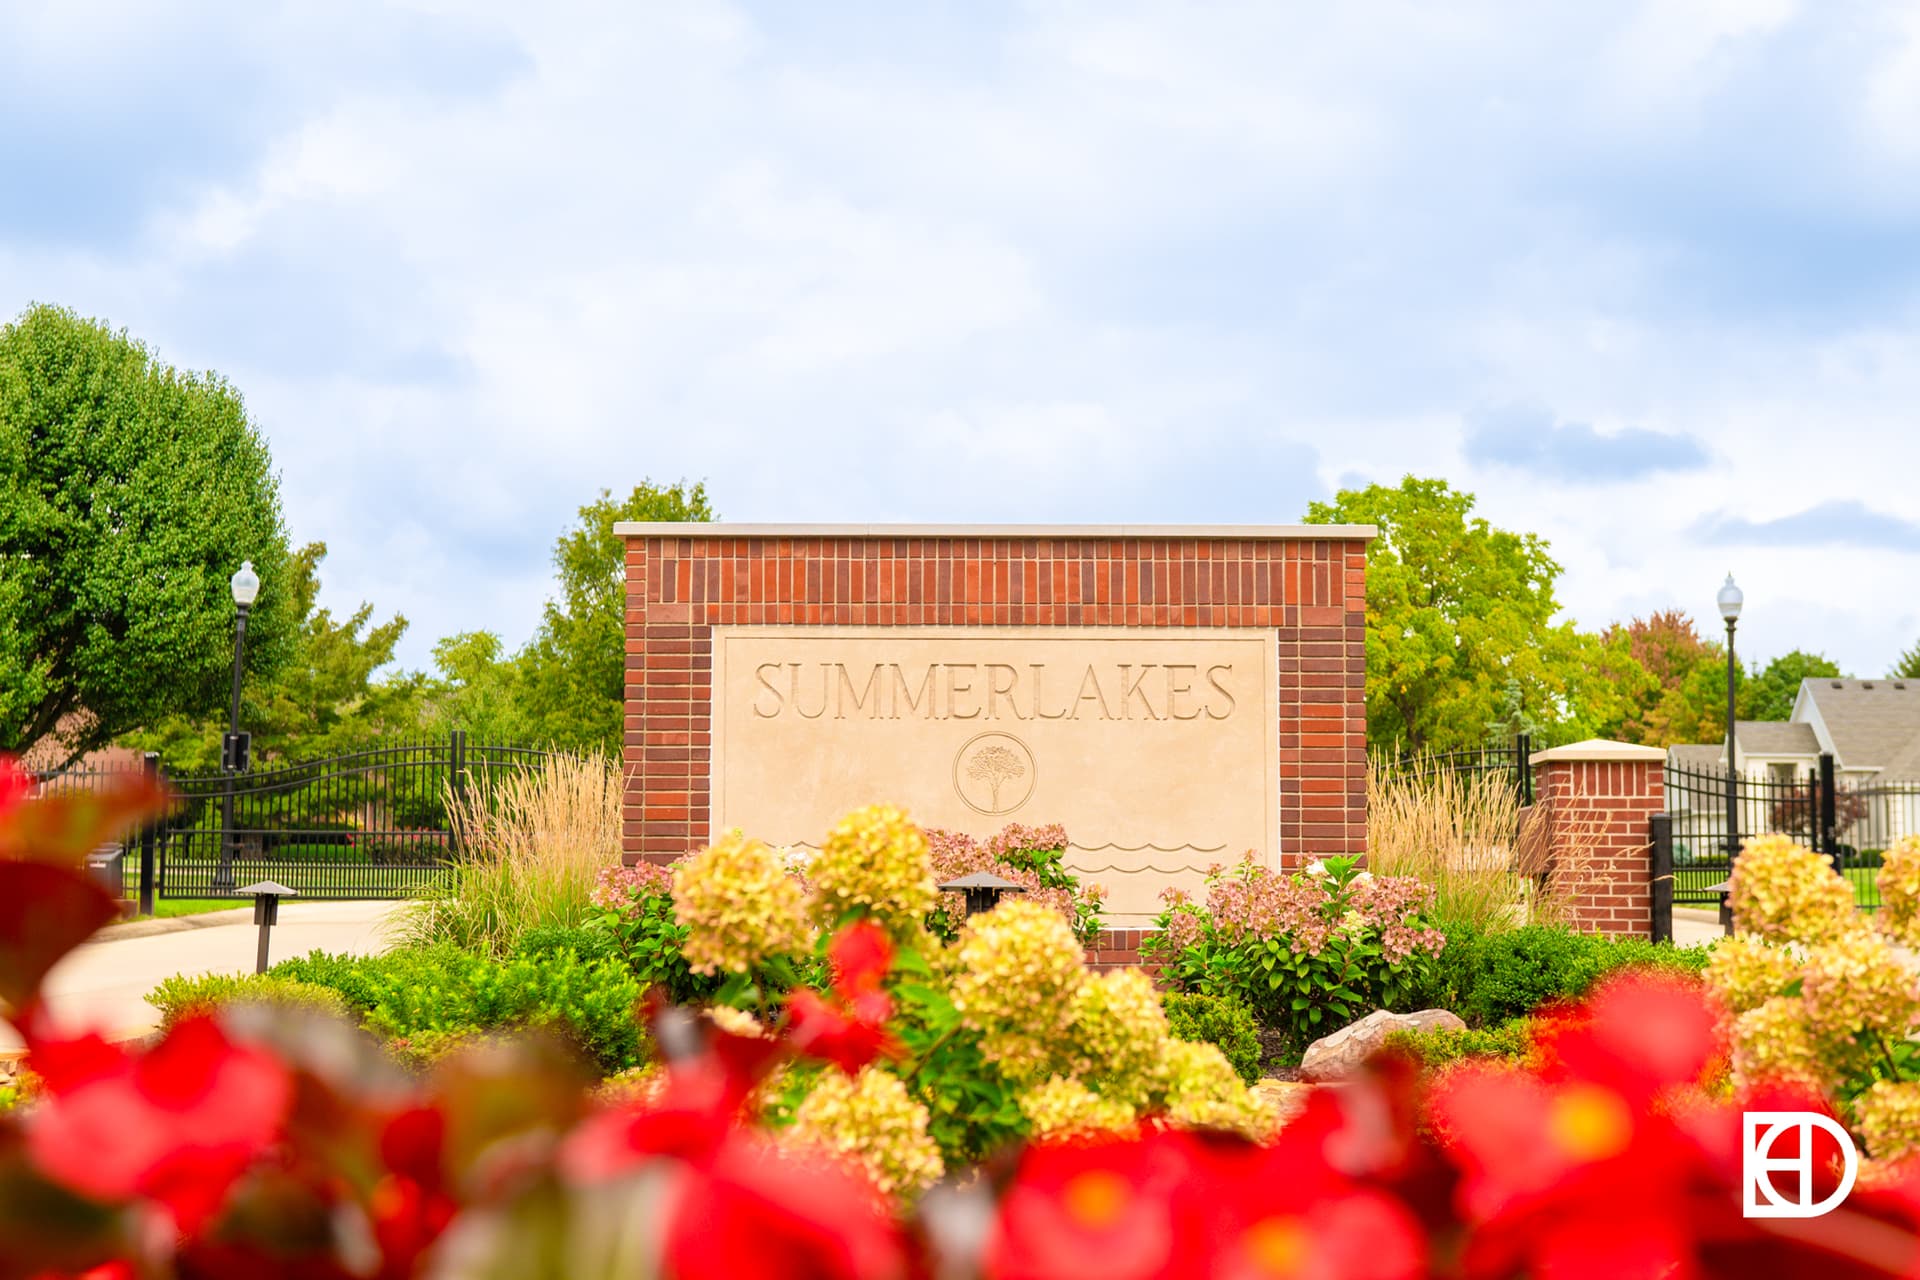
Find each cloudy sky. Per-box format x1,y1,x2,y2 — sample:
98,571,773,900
6,0,1919,676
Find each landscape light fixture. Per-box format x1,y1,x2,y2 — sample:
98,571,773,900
237,880,296,973
937,870,1026,918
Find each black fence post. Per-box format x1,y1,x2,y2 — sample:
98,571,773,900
1515,732,1534,807
1649,811,1673,944
449,730,467,856
138,753,160,917
1819,752,1838,857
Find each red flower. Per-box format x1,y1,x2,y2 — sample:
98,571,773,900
560,1013,906,1280
0,756,30,815
828,920,894,996
661,1132,908,1280
26,1016,293,1232
988,1127,1424,1280
368,1106,457,1279
1431,976,1746,1280
786,988,899,1076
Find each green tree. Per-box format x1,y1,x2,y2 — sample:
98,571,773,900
1305,477,1651,753
416,631,536,745
1603,611,1731,746
1739,649,1843,723
515,481,714,751
0,304,294,766
1896,639,1920,680
124,542,417,770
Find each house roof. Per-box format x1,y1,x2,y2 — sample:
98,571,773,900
1668,743,1726,770
1734,720,1821,756
1802,679,1920,781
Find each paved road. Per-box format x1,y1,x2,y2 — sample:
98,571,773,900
1673,907,1724,947
0,901,406,1051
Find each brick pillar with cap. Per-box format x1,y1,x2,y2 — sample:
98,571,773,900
1527,740,1667,938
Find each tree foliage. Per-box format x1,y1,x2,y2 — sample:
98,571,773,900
1602,611,1732,746
0,304,294,766
414,630,535,746
513,480,714,751
1740,649,1842,723
1896,638,1920,681
1305,477,1649,753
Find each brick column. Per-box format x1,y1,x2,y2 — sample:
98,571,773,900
1527,740,1667,939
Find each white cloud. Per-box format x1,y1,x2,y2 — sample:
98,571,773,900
5,0,1920,679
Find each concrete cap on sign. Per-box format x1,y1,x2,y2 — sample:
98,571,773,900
1528,739,1669,766
234,881,298,898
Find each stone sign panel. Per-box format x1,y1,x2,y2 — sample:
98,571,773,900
709,627,1278,913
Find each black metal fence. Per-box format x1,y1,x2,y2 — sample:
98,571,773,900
28,733,556,909
1385,734,1536,807
1664,753,1920,911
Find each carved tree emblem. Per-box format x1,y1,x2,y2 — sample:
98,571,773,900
954,733,1036,816
967,744,1027,811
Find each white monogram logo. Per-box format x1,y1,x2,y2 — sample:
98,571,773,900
1742,1112,1859,1219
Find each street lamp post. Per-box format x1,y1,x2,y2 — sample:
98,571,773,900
214,560,261,892
1718,573,1744,870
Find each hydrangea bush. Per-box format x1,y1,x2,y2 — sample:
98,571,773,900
10,765,1920,1276
1705,832,1920,1164
1144,854,1446,1048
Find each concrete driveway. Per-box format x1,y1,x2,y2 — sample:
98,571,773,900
1673,907,1724,948
0,900,407,1052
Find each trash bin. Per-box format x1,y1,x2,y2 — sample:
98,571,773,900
86,844,126,899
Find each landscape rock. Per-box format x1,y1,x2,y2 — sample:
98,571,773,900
1297,1008,1466,1083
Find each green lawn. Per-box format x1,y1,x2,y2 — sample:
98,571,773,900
1678,865,1882,909
156,897,250,917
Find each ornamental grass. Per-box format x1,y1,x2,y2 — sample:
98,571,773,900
1365,758,1599,933
397,751,624,955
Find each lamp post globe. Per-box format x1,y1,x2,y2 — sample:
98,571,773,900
231,560,261,607
1717,573,1743,624
1718,573,1741,869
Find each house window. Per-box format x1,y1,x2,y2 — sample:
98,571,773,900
1768,763,1798,785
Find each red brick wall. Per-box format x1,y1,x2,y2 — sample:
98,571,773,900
1530,757,1665,938
1085,926,1159,977
622,532,1369,871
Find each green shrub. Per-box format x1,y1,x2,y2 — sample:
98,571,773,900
586,889,721,1006
516,922,618,964
1162,992,1262,1085
270,946,646,1075
145,972,351,1029
1384,1017,1535,1068
1433,924,1711,1027
270,948,396,1010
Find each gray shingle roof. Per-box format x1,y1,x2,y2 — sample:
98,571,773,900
1804,679,1920,782
1733,720,1821,756
1668,743,1726,770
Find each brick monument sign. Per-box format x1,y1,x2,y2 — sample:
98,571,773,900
618,525,1373,924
